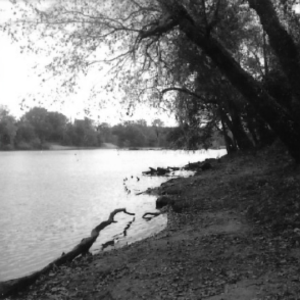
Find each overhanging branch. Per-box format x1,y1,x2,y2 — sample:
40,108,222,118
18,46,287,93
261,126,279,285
161,87,217,104
139,17,179,40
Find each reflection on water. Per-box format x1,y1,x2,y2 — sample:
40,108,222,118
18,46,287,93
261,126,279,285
0,149,226,281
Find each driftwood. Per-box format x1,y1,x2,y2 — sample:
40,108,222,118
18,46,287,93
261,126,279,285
101,240,115,250
0,208,135,299
183,161,202,170
135,189,150,195
110,217,136,242
122,217,135,237
168,167,180,171
183,158,218,172
142,212,161,221
143,167,172,176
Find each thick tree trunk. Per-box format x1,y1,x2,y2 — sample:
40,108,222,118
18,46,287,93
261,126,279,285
220,115,237,154
219,108,253,150
226,101,254,150
247,0,300,105
262,31,269,77
230,114,253,150
244,106,262,146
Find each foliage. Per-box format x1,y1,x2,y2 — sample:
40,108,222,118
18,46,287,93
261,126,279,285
2,107,212,150
3,0,300,160
103,120,179,148
0,106,17,150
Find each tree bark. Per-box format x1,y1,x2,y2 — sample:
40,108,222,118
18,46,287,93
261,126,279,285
262,31,269,77
220,114,237,154
141,2,300,162
247,0,300,105
219,102,253,150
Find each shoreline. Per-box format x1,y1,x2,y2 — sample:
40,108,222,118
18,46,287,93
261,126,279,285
4,144,300,299
0,143,120,152
0,144,226,152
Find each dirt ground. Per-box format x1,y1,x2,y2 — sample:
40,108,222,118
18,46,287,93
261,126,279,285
5,143,300,300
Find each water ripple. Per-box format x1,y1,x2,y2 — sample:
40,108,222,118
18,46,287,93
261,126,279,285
0,149,225,281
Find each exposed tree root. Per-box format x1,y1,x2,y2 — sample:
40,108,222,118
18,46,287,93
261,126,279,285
135,189,150,195
142,167,174,176
0,208,135,299
142,212,161,221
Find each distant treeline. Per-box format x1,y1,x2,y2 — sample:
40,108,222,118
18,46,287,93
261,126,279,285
0,106,226,150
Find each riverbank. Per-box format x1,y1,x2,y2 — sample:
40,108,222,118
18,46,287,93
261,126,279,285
47,143,119,150
5,141,300,300
0,143,119,151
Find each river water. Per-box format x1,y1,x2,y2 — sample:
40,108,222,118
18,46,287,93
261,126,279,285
0,149,226,281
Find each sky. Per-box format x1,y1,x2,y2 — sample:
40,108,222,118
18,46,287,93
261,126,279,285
0,0,177,126
2,1,298,126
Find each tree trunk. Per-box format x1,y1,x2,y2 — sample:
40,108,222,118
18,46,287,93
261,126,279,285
170,5,300,162
226,101,254,150
247,0,300,105
262,31,269,77
244,106,261,146
220,114,237,154
184,28,300,160
141,2,300,162
219,107,253,150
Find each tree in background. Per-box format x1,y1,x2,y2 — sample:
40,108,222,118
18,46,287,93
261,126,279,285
21,107,52,145
0,106,17,150
112,122,146,148
15,120,38,149
71,118,98,147
5,107,100,149
46,111,68,144
0,105,224,150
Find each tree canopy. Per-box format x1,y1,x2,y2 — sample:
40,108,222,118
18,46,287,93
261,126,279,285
0,106,186,150
3,0,300,160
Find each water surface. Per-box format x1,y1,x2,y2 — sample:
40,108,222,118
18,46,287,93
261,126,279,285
0,149,226,281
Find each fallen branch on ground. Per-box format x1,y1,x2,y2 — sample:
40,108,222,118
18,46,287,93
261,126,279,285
0,208,135,299
143,167,172,176
136,189,152,195
142,212,161,220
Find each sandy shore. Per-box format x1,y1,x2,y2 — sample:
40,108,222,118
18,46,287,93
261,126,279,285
5,143,300,300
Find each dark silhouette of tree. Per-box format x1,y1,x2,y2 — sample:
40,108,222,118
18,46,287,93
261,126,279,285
70,118,98,147
138,1,300,161
15,120,37,149
46,111,68,143
4,0,300,160
22,107,52,145
0,106,17,150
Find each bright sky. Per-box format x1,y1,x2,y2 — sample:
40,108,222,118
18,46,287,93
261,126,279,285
2,1,297,126
0,0,177,126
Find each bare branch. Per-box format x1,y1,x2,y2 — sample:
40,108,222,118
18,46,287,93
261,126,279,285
207,0,221,35
201,0,209,28
142,212,161,220
161,87,217,104
248,49,265,78
139,17,179,40
0,208,135,298
87,49,135,66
